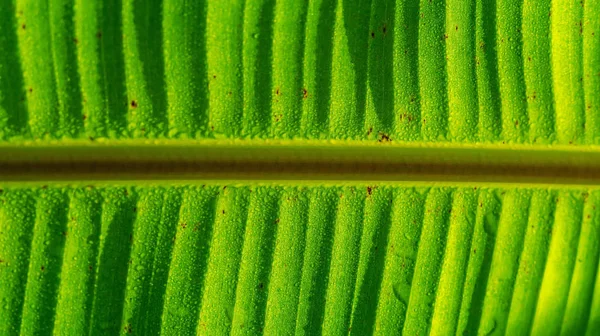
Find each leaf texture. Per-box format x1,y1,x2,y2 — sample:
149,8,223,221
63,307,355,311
0,0,598,144
0,184,599,335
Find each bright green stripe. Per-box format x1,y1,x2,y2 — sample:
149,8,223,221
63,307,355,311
122,0,166,137
430,189,477,335
505,189,555,335
560,191,600,335
0,189,36,335
446,0,478,142
19,189,68,336
584,1,600,143
120,188,164,334
348,186,393,335
329,0,371,139
17,0,59,138
241,0,275,138
456,189,502,335
75,0,108,138
294,188,337,336
300,0,336,138
531,191,583,335
230,187,279,336
475,0,501,141
207,0,244,138
586,256,600,335
141,188,181,334
101,0,128,138
478,189,530,335
263,188,309,335
402,188,452,335
419,0,448,141
392,0,420,141
552,0,585,144
522,0,554,143
160,187,216,335
365,0,395,141
53,188,102,335
373,188,425,335
163,0,207,138
270,0,307,138
89,188,136,335
49,0,81,138
197,187,249,335
321,187,365,335
0,1,27,138
497,0,528,142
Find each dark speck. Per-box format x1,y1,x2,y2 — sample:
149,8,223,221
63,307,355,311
131,100,138,108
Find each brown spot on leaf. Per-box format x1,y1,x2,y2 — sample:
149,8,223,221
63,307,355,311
130,100,138,108
378,132,391,142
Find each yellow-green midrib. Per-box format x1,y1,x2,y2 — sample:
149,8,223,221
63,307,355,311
1,184,600,335
0,0,598,144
